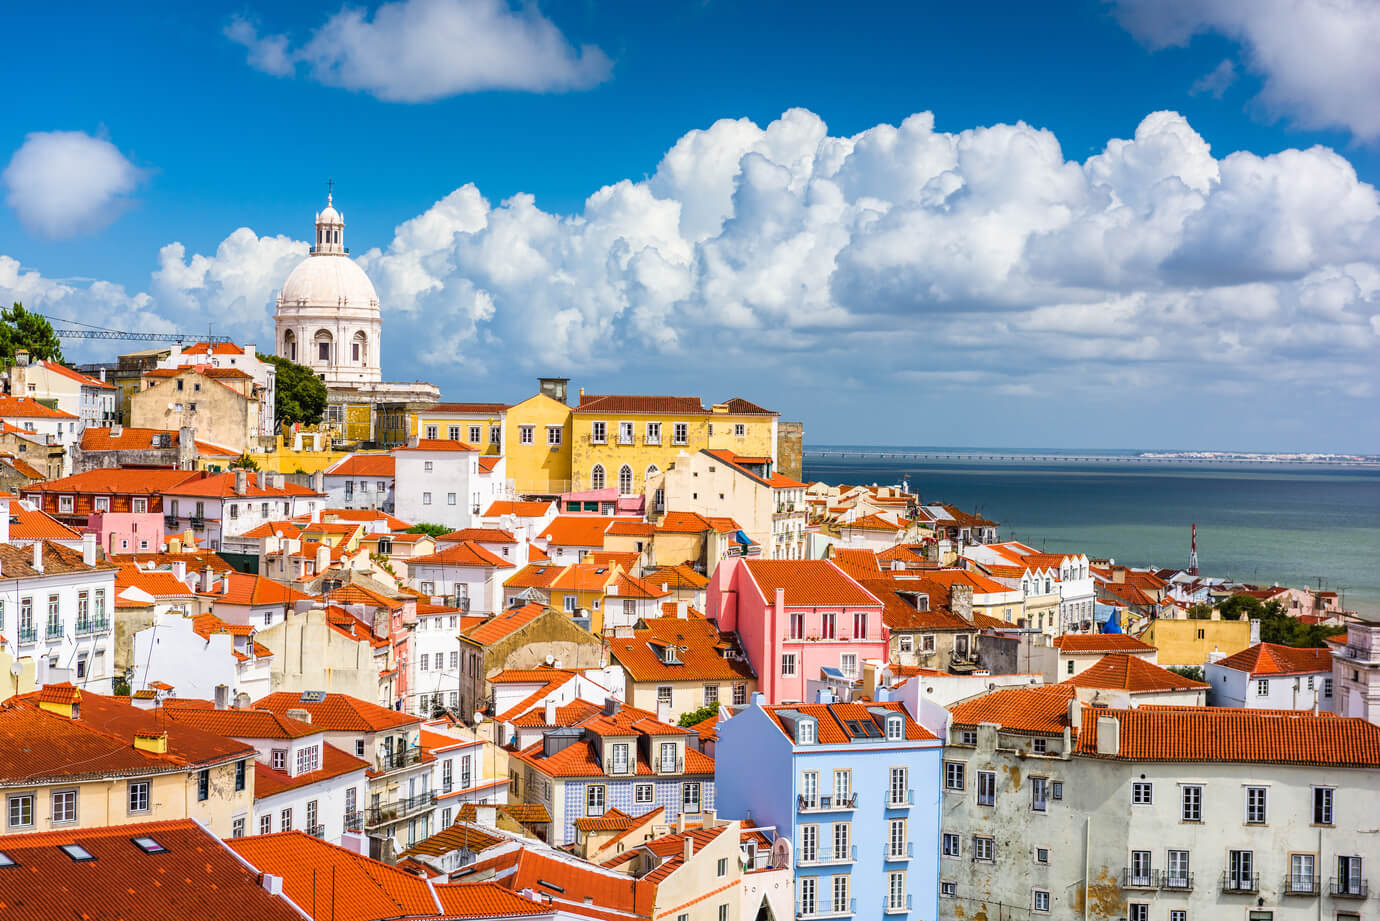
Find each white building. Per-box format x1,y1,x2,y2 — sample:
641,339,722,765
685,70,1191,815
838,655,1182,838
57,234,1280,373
163,470,324,550
936,686,1380,921
0,396,81,475
158,342,277,436
410,602,470,717
422,718,511,829
164,707,369,844
322,453,395,512
1331,613,1380,725
963,542,1097,634
131,610,272,706
1205,642,1334,710
392,440,480,530
409,540,517,617
8,356,117,430
1,524,118,695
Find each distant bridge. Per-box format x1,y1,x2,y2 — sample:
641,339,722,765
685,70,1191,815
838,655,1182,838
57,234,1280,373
804,450,1380,468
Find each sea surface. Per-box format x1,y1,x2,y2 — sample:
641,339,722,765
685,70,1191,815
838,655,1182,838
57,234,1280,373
804,447,1380,614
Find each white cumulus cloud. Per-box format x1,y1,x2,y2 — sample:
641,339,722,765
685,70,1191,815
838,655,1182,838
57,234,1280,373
227,0,611,102
2,131,144,238
1110,0,1380,141
3,108,1378,446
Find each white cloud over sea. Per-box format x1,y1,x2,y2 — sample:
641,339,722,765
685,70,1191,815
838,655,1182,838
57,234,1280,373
3,108,1379,446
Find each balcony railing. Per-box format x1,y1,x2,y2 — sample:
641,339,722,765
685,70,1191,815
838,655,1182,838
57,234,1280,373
884,842,915,861
798,845,857,866
1161,872,1194,891
189,516,205,530
882,895,911,915
886,789,914,808
45,623,64,641
164,515,180,529
796,898,855,919
343,811,364,832
17,627,36,644
1330,877,1368,898
1122,868,1158,889
366,792,436,828
374,745,424,773
1282,875,1319,896
74,617,109,636
306,824,326,839
658,758,684,775
1221,872,1259,894
798,793,858,813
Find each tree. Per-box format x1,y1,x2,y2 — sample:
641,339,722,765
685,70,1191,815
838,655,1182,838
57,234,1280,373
0,302,65,366
229,453,259,470
406,523,452,538
1216,594,1262,622
1185,603,1213,620
1167,665,1205,683
677,704,719,728
1216,594,1335,648
257,352,326,427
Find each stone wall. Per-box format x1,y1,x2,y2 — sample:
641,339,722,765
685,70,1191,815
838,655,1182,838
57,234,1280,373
775,421,804,481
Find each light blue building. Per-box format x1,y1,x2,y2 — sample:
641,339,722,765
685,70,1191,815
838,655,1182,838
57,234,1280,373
716,688,943,920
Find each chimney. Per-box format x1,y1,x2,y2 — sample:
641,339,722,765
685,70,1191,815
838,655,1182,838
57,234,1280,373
311,470,325,495
32,541,43,573
683,836,694,863
82,532,97,567
261,874,284,896
544,699,557,725
676,600,688,619
133,730,169,754
949,584,974,620
1095,714,1120,756
171,560,187,582
603,697,621,717
14,348,29,367
285,708,312,724
201,565,213,592
234,469,248,496
815,687,835,705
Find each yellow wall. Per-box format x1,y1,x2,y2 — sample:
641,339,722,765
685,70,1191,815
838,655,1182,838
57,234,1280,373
503,394,573,494
1142,618,1253,667
705,410,776,460
412,412,505,456
132,371,258,455
248,437,355,475
570,411,708,496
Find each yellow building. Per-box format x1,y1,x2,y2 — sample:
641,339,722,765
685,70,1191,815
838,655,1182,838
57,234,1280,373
0,686,255,838
502,388,574,494
1141,616,1255,667
411,402,507,456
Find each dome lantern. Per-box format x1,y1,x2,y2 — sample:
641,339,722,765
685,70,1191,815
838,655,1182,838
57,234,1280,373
314,186,345,255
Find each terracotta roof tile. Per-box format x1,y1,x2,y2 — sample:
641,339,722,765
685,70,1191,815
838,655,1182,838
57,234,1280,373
0,395,78,418
504,563,568,589
508,698,602,728
0,819,304,921
607,572,671,600
255,692,421,733
829,548,882,580
438,527,519,544
575,806,636,831
205,572,311,606
1062,654,1209,692
0,540,116,578
1075,706,1380,767
396,438,477,452
538,516,619,548
1052,633,1156,654
1212,642,1333,677
576,394,706,414
400,821,506,858
7,502,81,540
455,802,551,826
948,685,1077,736
483,499,556,518
741,560,881,608
643,563,709,591
608,617,755,683
762,700,936,744
409,540,515,569
254,743,370,798
717,397,776,415
463,602,550,646
326,453,396,477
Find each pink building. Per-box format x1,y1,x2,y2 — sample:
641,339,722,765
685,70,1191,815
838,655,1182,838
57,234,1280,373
707,558,886,704
85,511,165,555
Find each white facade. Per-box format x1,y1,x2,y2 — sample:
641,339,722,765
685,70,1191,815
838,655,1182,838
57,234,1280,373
323,471,395,513
410,606,466,717
1206,662,1334,710
164,473,324,549
3,536,117,694
1333,618,1380,725
131,611,271,706
409,558,512,617
0,407,80,475
424,720,511,829
274,194,383,390
158,343,277,436
393,445,479,529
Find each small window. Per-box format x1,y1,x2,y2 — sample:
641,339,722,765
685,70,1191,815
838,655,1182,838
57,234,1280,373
716,857,727,877
1131,782,1153,805
959,730,977,745
59,844,95,862
940,882,956,898
942,833,960,857
886,716,903,741
131,836,166,854
973,836,995,861
1033,890,1050,913
797,720,815,744
944,762,965,791
1032,738,1047,754
1035,847,1049,864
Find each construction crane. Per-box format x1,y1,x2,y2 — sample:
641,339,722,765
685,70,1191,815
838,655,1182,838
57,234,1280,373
41,315,233,344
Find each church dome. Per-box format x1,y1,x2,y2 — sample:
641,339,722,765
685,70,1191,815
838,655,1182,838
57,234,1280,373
279,253,379,309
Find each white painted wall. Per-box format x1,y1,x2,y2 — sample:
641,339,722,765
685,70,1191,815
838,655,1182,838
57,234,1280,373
131,611,271,704
393,448,478,529
6,557,117,693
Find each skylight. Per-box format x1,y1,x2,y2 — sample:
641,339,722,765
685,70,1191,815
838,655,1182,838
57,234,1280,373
59,844,95,862
131,836,166,853
0,852,15,868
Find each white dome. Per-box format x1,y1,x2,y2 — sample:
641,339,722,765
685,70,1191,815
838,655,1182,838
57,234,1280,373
279,254,379,309
317,204,342,225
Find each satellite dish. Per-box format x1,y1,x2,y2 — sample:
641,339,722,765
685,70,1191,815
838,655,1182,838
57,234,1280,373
9,662,21,677
544,654,555,665
472,711,485,724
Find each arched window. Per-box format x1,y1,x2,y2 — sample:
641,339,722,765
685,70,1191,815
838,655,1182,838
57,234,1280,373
314,330,333,363
590,465,605,490
645,464,659,481
618,465,633,494
352,331,367,364
282,330,297,362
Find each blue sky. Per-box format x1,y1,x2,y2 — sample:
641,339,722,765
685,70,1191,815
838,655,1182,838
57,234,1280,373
3,0,1379,451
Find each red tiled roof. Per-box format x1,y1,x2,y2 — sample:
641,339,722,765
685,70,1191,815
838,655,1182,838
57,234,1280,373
463,603,550,646
857,575,975,632
575,806,636,831
228,831,442,921
576,394,706,414
327,453,396,477
762,700,936,744
0,395,78,418
429,402,511,414
400,821,506,858
163,706,316,740
409,540,515,569
1076,706,1380,766
165,471,320,499
1062,654,1209,692
255,692,421,733
0,819,304,920
608,572,671,600
687,713,718,742
843,513,903,532
8,501,81,540
36,359,115,389
608,617,755,683
508,698,603,729
23,467,204,496
254,743,370,798
538,515,617,548
117,565,195,598
178,341,247,355
1212,642,1333,677
717,397,776,415
438,527,519,544
483,500,555,518
643,563,709,591
829,548,882,580
948,685,1077,735
395,439,477,452
206,572,311,606
742,560,881,607
455,847,656,917
454,802,551,826
603,519,656,537
1052,633,1156,655
505,563,568,589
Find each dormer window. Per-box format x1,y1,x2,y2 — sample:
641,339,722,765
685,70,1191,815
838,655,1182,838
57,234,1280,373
797,719,816,744
886,716,903,741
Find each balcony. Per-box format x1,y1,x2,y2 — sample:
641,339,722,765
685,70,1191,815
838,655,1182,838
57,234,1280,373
796,898,855,919
798,793,858,813
885,789,914,809
189,516,205,530
883,842,915,862
366,792,436,828
343,811,364,832
1282,875,1319,896
1221,872,1259,894
74,617,109,636
1122,869,1158,889
797,845,857,866
374,745,425,774
657,758,685,775
1161,873,1194,892
1330,877,1368,898
883,895,911,915
306,824,326,839
164,515,180,529
45,623,64,641
17,627,36,645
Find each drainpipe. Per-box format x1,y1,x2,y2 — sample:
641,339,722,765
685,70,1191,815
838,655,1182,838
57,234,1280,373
1083,815,1091,921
